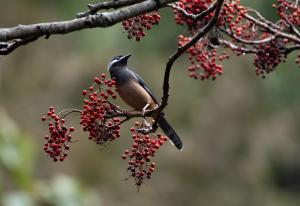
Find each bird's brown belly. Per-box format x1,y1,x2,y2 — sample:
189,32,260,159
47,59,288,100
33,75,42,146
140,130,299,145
117,81,156,111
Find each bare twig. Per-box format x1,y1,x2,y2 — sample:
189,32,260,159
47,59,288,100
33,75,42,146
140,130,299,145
0,35,39,55
282,16,300,39
219,39,257,54
283,45,300,55
77,0,144,18
243,13,300,44
219,27,277,45
105,106,160,132
105,106,160,119
246,8,282,31
106,117,131,129
58,109,82,120
168,1,217,21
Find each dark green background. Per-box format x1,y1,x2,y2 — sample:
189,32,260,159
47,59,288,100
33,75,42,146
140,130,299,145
1,0,300,205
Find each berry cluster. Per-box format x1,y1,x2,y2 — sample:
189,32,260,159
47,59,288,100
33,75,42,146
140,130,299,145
254,39,284,77
122,123,168,188
41,107,74,162
274,0,300,26
178,35,226,80
122,12,161,41
80,74,121,146
219,1,256,40
173,0,214,32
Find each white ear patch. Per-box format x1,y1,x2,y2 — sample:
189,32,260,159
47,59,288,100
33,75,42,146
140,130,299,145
108,59,118,72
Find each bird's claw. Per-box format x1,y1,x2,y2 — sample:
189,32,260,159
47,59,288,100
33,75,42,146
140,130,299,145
137,125,153,134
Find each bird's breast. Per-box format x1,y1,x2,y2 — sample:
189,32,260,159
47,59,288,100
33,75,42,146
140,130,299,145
117,80,156,111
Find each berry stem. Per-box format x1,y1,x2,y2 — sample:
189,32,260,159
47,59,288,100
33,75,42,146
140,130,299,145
57,109,82,119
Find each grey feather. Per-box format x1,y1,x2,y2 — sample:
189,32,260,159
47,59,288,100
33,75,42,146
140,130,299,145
130,70,158,103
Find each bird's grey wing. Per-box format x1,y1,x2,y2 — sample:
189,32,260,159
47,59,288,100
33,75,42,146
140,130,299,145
130,70,158,103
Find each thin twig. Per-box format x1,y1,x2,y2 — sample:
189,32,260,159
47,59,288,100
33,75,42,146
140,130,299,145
246,8,282,30
106,117,131,128
283,45,300,55
77,0,144,18
219,39,257,54
219,27,276,45
58,109,82,119
282,15,300,39
105,106,160,119
168,1,217,21
243,13,300,44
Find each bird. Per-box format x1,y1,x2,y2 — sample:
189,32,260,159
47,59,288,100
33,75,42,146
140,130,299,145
108,54,183,150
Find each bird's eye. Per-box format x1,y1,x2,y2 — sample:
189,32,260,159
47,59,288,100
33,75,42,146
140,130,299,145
112,56,120,61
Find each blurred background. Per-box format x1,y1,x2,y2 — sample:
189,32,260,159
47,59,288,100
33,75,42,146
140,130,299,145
1,0,300,205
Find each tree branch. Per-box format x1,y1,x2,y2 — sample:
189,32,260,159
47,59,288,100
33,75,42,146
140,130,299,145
219,27,277,45
0,0,176,55
161,0,224,109
283,45,300,55
219,39,257,54
77,0,144,18
243,13,300,44
0,35,39,55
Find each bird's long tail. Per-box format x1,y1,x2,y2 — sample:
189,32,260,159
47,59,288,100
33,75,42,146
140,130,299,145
158,116,183,150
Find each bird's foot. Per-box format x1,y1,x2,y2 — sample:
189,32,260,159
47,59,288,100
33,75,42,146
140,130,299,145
136,103,153,134
142,118,151,128
142,103,150,117
137,124,153,134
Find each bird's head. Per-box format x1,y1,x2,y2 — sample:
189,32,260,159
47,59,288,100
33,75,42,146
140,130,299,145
108,54,131,74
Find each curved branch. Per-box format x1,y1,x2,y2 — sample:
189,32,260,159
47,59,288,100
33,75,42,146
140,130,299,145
160,0,224,109
144,0,225,131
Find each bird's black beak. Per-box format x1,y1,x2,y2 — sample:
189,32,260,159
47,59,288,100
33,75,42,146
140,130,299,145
121,54,131,61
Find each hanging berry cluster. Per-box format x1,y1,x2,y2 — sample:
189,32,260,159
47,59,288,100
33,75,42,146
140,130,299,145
178,35,226,80
41,74,121,160
122,123,168,189
172,0,234,80
253,39,284,77
80,74,121,146
122,12,161,41
41,107,75,162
